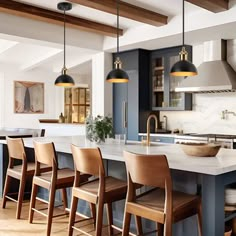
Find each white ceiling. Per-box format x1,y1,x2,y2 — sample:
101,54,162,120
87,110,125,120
0,0,236,78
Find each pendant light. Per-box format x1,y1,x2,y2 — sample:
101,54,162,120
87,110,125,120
170,0,197,77
55,2,75,87
106,0,129,83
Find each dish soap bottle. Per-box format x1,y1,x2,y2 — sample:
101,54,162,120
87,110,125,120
59,112,65,123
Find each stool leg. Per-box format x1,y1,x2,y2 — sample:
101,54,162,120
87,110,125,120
164,221,172,236
61,188,68,213
197,202,202,236
122,211,131,236
29,183,38,223
135,216,143,235
68,195,78,236
157,223,163,236
46,185,56,236
2,175,11,209
16,174,26,219
106,203,113,236
95,197,104,236
90,203,96,226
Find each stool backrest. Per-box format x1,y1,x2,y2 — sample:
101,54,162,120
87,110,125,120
7,137,26,161
71,145,105,177
123,151,171,189
33,141,58,168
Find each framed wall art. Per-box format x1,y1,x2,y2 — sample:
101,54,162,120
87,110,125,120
14,81,44,113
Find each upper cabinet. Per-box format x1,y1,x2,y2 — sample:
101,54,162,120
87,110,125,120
151,46,192,111
64,87,90,123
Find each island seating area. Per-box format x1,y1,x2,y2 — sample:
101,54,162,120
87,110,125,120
0,135,235,236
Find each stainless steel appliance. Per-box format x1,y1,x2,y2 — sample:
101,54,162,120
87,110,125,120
175,133,236,149
176,40,236,93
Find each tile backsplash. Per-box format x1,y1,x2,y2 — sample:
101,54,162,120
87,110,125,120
161,93,236,134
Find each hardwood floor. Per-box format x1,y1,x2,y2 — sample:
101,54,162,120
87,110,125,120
0,199,121,236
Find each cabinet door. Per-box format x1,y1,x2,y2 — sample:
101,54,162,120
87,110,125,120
113,49,150,141
151,55,165,108
168,53,192,110
127,70,139,140
151,46,192,111
113,50,139,140
113,83,127,136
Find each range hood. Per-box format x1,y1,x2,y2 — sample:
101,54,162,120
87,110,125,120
175,40,236,93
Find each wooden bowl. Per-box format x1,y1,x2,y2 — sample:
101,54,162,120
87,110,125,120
180,143,221,157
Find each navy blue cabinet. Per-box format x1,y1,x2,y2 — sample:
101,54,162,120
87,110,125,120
151,46,192,111
113,49,150,141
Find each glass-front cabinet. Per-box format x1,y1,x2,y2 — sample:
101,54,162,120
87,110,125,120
151,46,192,111
64,87,90,123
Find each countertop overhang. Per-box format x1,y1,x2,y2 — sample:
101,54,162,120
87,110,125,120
2,135,235,176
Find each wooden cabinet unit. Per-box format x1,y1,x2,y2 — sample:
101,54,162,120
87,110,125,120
64,87,90,123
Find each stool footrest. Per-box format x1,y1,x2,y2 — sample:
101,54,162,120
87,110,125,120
5,195,18,203
36,197,49,204
32,207,48,217
32,207,69,218
112,224,122,232
72,225,95,236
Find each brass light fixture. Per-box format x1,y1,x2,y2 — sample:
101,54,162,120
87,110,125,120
55,2,75,87
106,0,129,83
170,0,197,77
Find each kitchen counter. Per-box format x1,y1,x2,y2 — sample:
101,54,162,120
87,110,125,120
15,135,236,175
1,135,234,236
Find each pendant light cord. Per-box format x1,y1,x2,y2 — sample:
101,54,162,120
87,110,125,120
63,8,66,69
182,0,185,47
117,0,119,54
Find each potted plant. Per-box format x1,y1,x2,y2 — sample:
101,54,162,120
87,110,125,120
86,115,114,143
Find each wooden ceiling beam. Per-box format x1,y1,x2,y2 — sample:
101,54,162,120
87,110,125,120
0,0,123,37
68,0,168,27
186,0,229,13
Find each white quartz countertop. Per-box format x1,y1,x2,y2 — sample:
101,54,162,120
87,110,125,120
3,135,236,176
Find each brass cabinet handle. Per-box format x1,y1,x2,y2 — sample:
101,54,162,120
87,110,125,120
122,101,128,128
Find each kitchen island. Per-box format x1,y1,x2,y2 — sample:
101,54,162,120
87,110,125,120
1,135,236,236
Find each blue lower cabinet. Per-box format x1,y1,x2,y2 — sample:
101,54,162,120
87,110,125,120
157,136,175,143
139,135,175,144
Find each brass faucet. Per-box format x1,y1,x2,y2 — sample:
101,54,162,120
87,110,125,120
146,114,158,146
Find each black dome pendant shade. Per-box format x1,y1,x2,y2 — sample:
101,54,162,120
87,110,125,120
55,68,75,86
170,46,197,76
106,0,129,83
170,0,197,77
106,58,129,83
55,2,75,87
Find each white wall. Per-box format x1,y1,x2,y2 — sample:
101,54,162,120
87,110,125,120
92,52,112,117
0,62,93,130
161,39,236,134
0,65,63,129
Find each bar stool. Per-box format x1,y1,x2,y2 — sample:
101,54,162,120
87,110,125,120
2,137,51,219
68,145,128,236
28,141,90,236
122,151,202,236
